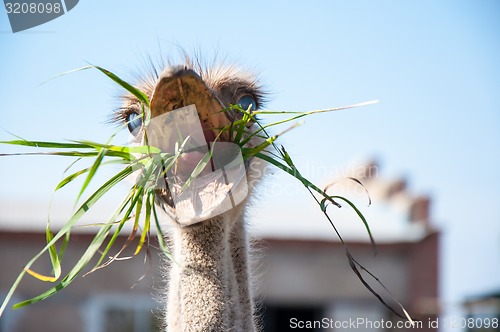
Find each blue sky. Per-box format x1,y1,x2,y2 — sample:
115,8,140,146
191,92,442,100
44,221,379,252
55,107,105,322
1,0,499,315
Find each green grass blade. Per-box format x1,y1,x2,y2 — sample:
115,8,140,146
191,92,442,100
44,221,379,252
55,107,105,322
63,157,83,174
75,148,107,204
151,197,172,260
241,123,301,159
90,188,142,271
329,195,376,252
0,165,133,316
58,231,71,269
13,222,114,309
55,159,131,191
46,222,61,280
135,192,151,255
180,149,213,192
90,154,160,270
56,168,92,191
240,101,378,146
255,152,375,245
0,140,94,149
232,107,251,144
74,140,161,155
253,100,379,115
92,65,150,108
38,66,93,86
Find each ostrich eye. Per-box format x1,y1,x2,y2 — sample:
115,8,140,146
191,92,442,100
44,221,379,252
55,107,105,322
126,112,143,135
237,95,257,112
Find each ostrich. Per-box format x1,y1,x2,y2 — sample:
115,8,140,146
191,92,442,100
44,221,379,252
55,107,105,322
115,58,267,331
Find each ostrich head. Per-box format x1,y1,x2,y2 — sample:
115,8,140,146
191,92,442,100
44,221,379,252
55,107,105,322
115,58,267,226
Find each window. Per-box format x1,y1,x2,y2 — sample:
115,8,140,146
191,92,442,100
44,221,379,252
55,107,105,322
326,300,387,332
262,303,324,331
84,294,162,332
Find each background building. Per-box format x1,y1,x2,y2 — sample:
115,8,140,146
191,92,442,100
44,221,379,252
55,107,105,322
0,162,441,331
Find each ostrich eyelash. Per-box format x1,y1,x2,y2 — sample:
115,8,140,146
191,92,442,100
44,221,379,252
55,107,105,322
110,106,139,126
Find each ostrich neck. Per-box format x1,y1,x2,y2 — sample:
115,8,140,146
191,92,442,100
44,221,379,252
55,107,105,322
166,213,256,332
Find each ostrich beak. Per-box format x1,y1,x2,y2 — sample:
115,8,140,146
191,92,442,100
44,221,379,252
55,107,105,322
150,66,232,143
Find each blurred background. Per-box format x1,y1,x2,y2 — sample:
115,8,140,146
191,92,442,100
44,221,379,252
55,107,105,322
1,1,499,331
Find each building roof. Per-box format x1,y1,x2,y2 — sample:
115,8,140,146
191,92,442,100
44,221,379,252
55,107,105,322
0,161,436,244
